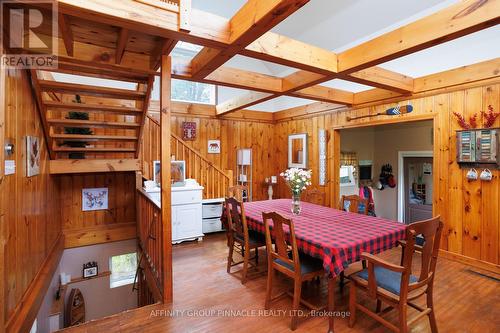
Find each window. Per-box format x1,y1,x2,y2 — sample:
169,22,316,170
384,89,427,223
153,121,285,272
171,79,216,104
109,252,137,288
169,41,216,104
340,165,356,187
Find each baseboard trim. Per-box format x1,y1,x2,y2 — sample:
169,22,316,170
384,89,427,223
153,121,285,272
5,233,64,333
439,249,500,275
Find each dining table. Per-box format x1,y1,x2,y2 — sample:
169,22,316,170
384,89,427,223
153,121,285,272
242,199,407,333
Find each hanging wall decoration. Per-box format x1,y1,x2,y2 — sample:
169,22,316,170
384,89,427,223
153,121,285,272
318,129,327,186
481,105,500,128
82,188,108,211
208,140,221,154
182,121,197,140
26,136,40,177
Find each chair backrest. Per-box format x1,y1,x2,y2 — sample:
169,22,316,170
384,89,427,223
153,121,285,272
225,197,249,242
401,216,443,293
228,185,247,202
262,212,300,275
341,195,368,215
303,189,326,206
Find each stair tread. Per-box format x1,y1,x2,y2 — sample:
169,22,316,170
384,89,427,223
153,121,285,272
44,100,142,114
53,147,136,152
38,80,146,100
47,118,141,128
51,134,137,141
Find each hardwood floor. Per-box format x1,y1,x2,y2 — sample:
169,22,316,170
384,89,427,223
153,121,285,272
60,233,500,333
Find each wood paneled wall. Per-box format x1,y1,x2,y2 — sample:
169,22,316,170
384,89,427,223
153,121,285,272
0,69,62,325
56,172,137,248
141,104,275,201
273,82,500,268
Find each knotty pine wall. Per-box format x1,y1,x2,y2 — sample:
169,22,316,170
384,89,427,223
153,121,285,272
55,172,137,248
0,69,62,322
273,83,500,267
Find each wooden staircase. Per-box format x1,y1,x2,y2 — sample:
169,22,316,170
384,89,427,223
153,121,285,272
28,70,154,173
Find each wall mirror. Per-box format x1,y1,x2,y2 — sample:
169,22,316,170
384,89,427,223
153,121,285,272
288,133,308,168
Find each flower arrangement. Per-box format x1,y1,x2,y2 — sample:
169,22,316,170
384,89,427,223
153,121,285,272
280,168,312,195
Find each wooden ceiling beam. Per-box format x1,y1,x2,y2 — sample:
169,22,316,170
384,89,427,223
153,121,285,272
291,86,354,105
150,38,178,70
343,67,414,94
338,0,500,74
56,0,230,48
115,28,130,64
189,0,309,79
353,57,500,105
216,92,274,115
58,13,74,56
242,31,338,75
241,31,415,93
216,72,353,115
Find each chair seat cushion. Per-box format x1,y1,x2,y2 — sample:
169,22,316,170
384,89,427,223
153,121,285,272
355,266,418,295
235,230,266,247
274,253,324,275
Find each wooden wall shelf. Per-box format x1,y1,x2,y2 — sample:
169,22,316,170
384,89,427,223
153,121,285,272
67,271,111,285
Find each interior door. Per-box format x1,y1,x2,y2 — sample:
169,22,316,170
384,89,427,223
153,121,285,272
404,157,433,224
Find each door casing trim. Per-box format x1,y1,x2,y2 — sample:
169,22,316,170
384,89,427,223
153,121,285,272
397,151,433,222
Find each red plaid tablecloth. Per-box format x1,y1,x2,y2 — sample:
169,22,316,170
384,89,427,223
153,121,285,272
244,199,406,278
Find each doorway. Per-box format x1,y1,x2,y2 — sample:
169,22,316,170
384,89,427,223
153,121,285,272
398,153,433,224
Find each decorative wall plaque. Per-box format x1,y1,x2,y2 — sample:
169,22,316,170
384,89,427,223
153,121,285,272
182,122,196,141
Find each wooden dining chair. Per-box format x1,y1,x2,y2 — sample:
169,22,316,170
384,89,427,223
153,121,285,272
262,212,324,331
303,188,326,206
227,185,247,202
225,197,266,284
348,216,443,333
341,195,369,215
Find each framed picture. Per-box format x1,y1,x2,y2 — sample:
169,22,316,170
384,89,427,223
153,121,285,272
208,140,220,154
153,160,161,186
83,262,98,278
82,188,108,211
26,136,40,177
171,160,186,186
182,122,196,141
